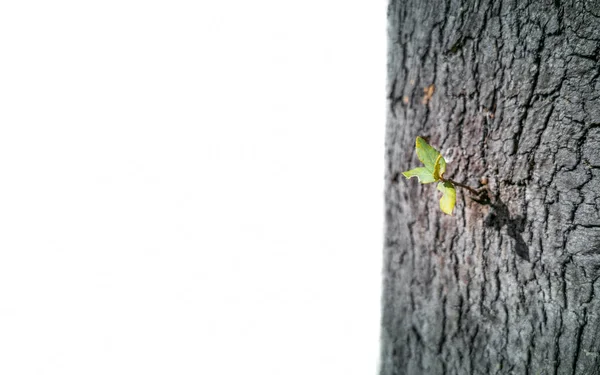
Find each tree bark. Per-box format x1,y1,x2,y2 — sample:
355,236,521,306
382,1,600,374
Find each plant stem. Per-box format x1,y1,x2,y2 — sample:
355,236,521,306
441,178,482,196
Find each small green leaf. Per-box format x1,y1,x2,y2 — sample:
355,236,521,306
402,167,436,184
433,154,446,180
437,181,456,215
415,136,442,171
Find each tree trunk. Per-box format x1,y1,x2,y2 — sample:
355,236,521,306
381,1,600,374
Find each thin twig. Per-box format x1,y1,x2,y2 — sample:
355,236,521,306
442,178,482,196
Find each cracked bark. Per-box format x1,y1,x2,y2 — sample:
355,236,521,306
382,1,600,374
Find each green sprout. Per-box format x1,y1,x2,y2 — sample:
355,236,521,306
402,136,485,215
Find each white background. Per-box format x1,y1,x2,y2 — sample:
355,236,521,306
0,1,385,374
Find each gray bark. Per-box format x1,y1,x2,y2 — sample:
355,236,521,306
382,0,600,374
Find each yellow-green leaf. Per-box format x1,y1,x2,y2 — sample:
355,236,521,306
402,167,436,184
416,136,442,171
437,181,456,215
433,154,446,180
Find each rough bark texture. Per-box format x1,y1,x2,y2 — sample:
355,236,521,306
382,1,600,374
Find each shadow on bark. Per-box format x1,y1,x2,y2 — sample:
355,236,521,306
484,197,530,261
